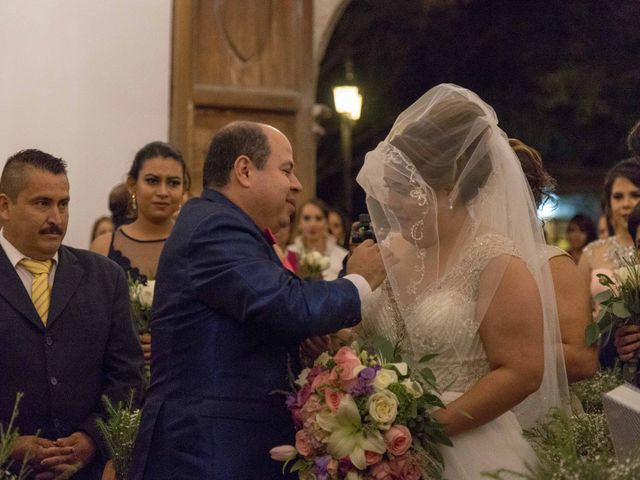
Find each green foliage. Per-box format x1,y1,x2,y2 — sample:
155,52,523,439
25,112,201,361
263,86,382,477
487,367,638,479
0,393,30,480
95,392,141,480
571,369,624,413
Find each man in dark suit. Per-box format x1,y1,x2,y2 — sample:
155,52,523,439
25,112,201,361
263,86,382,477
0,150,143,479
130,121,386,479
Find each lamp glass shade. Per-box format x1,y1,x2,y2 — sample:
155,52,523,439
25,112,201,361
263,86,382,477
333,85,362,121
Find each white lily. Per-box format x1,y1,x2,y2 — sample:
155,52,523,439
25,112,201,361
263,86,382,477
316,395,386,470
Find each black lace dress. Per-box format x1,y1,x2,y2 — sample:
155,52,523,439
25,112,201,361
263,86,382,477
107,228,167,283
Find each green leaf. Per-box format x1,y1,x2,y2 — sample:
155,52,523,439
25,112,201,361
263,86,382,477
585,323,601,346
611,301,630,319
594,289,613,305
289,458,307,473
361,335,395,362
418,352,438,363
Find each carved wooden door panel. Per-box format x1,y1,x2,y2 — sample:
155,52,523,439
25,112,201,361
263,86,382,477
171,0,314,196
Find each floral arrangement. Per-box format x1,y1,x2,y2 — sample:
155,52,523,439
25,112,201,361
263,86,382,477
128,276,154,334
587,255,640,382
0,394,30,480
270,337,450,479
298,251,331,280
96,392,141,480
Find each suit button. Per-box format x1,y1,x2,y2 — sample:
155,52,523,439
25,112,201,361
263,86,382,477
46,336,53,346
50,377,58,385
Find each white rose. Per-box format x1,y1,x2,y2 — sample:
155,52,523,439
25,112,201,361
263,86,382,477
310,251,323,263
138,280,155,307
319,256,331,271
368,390,398,425
372,368,398,391
401,378,424,399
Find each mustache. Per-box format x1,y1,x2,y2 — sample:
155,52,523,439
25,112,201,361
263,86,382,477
39,225,64,235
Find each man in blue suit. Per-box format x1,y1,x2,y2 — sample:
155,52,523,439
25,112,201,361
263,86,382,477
0,150,143,479
130,121,386,479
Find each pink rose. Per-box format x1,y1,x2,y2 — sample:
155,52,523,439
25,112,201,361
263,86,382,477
333,346,361,380
396,454,422,480
365,450,383,466
311,370,333,390
324,388,344,412
295,430,314,457
369,460,395,480
384,425,412,456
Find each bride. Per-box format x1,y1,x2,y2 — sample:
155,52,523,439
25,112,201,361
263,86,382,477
356,84,569,478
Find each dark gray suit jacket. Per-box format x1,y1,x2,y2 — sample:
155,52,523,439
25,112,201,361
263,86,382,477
0,245,144,480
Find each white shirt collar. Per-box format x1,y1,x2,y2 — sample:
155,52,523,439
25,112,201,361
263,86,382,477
0,228,59,267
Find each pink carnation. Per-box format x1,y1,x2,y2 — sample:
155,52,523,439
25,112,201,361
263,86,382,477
333,346,361,380
300,394,323,422
384,425,412,456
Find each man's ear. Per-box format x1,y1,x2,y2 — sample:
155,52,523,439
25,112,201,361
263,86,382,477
0,193,11,221
233,155,253,188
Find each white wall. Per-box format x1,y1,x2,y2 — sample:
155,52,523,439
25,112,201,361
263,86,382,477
0,0,172,248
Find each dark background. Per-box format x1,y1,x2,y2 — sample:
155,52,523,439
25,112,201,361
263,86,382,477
315,0,640,219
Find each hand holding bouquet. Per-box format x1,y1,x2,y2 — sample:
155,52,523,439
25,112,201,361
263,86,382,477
271,338,450,479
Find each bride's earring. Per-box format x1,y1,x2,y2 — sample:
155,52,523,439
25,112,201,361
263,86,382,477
448,198,454,210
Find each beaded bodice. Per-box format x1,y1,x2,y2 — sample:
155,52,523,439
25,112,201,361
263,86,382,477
361,233,519,393
582,236,635,271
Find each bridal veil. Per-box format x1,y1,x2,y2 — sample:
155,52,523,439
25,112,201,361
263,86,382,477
356,83,570,428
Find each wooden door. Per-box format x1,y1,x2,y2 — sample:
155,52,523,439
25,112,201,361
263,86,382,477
171,0,315,197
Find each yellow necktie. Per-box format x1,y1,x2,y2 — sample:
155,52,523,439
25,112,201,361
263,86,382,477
20,258,53,325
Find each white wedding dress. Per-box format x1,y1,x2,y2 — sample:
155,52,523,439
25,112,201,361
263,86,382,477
362,233,538,479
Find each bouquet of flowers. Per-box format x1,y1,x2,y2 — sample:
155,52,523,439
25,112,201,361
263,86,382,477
587,255,640,382
298,251,331,280
270,337,450,479
128,276,154,334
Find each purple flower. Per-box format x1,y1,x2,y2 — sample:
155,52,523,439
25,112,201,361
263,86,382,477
359,366,378,381
285,395,297,409
315,455,331,480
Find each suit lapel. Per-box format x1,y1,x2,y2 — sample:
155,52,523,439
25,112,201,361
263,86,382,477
0,248,45,331
48,246,84,327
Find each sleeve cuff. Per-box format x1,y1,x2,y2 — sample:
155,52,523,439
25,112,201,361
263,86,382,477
342,273,372,302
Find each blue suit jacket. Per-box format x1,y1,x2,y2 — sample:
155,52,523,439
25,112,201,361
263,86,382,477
0,245,144,480
129,190,361,479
